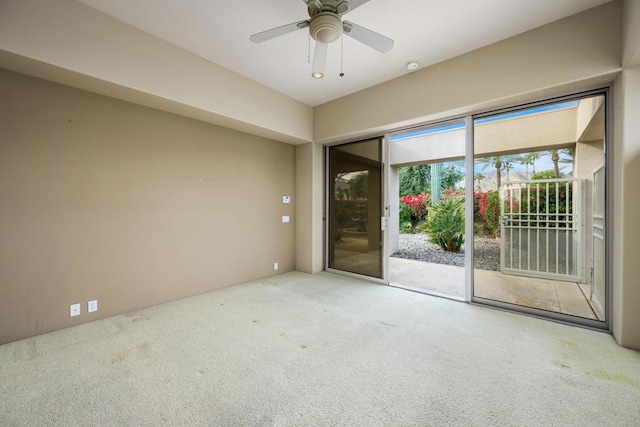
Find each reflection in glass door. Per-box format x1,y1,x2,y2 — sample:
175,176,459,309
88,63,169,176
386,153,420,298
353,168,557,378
327,138,384,279
472,93,607,325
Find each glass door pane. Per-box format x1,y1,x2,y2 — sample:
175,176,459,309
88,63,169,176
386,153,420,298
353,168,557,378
472,94,607,324
388,119,467,299
328,138,384,279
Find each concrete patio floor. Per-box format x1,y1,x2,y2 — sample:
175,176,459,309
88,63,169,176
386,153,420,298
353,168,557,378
389,257,599,320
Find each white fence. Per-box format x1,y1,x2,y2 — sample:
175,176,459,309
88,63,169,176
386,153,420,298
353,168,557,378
500,179,584,283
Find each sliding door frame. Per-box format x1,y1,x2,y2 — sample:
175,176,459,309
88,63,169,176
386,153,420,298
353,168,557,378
324,136,389,285
322,86,612,333
469,87,611,331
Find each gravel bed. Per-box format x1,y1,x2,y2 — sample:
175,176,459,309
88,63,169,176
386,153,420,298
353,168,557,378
391,233,501,271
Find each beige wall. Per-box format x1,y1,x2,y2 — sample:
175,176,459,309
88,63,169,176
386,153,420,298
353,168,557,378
391,105,600,168
623,0,640,67
613,65,640,349
476,109,578,157
0,0,313,145
295,142,324,274
314,2,621,144
391,108,579,168
0,69,296,344
610,0,640,351
576,97,605,140
391,129,466,167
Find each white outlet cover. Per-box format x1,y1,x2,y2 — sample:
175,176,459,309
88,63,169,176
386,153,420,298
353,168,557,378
70,303,81,317
282,195,291,204
274,262,279,270
282,215,290,223
88,300,98,313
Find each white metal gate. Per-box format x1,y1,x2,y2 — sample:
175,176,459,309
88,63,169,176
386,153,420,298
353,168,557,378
500,178,584,282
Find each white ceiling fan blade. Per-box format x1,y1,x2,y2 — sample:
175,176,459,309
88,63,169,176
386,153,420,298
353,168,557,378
343,20,393,53
312,42,328,76
250,20,309,44
344,0,370,13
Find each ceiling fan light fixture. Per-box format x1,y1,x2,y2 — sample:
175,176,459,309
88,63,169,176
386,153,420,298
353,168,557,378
249,0,394,78
310,12,343,43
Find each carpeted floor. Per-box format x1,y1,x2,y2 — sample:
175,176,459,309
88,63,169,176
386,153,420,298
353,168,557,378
1,271,639,426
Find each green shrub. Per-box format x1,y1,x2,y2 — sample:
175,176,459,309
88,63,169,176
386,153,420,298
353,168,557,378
531,170,559,180
474,191,500,237
483,191,501,236
509,182,573,228
421,197,465,252
399,203,415,233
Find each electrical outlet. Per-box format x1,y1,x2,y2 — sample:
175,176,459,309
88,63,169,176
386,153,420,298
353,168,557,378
70,303,81,317
274,262,279,271
282,215,290,223
88,300,98,313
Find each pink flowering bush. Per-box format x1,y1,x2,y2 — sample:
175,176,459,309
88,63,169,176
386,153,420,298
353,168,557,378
474,191,500,236
400,193,430,227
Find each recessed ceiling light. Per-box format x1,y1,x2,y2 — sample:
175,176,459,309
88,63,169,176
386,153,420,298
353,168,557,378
312,72,324,79
407,61,419,71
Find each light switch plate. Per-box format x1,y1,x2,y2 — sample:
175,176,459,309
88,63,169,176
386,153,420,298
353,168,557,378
282,195,291,204
88,300,98,313
70,303,81,317
274,262,279,271
282,215,290,223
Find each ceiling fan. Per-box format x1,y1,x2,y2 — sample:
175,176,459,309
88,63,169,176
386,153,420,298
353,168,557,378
250,0,394,78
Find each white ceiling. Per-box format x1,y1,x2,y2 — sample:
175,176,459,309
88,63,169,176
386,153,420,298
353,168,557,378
76,0,611,107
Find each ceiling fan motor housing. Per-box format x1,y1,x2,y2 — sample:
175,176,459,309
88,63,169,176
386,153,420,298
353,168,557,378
310,12,343,43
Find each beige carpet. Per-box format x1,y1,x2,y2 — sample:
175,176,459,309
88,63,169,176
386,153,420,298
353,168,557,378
1,271,639,426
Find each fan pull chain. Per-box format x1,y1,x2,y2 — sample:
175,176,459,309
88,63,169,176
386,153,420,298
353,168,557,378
340,35,344,77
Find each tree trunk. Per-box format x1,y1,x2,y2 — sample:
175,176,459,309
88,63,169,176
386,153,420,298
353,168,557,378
552,152,560,178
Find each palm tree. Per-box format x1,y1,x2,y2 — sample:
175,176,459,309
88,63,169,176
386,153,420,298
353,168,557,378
502,155,516,182
529,152,542,176
559,148,575,175
476,156,504,189
548,148,574,178
474,173,485,192
517,152,542,179
549,149,561,178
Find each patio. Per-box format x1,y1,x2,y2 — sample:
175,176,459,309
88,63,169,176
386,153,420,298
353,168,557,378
389,257,601,320
333,230,602,321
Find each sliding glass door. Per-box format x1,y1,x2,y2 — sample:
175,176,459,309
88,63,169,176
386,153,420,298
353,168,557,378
327,138,385,280
324,90,609,330
472,93,608,326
